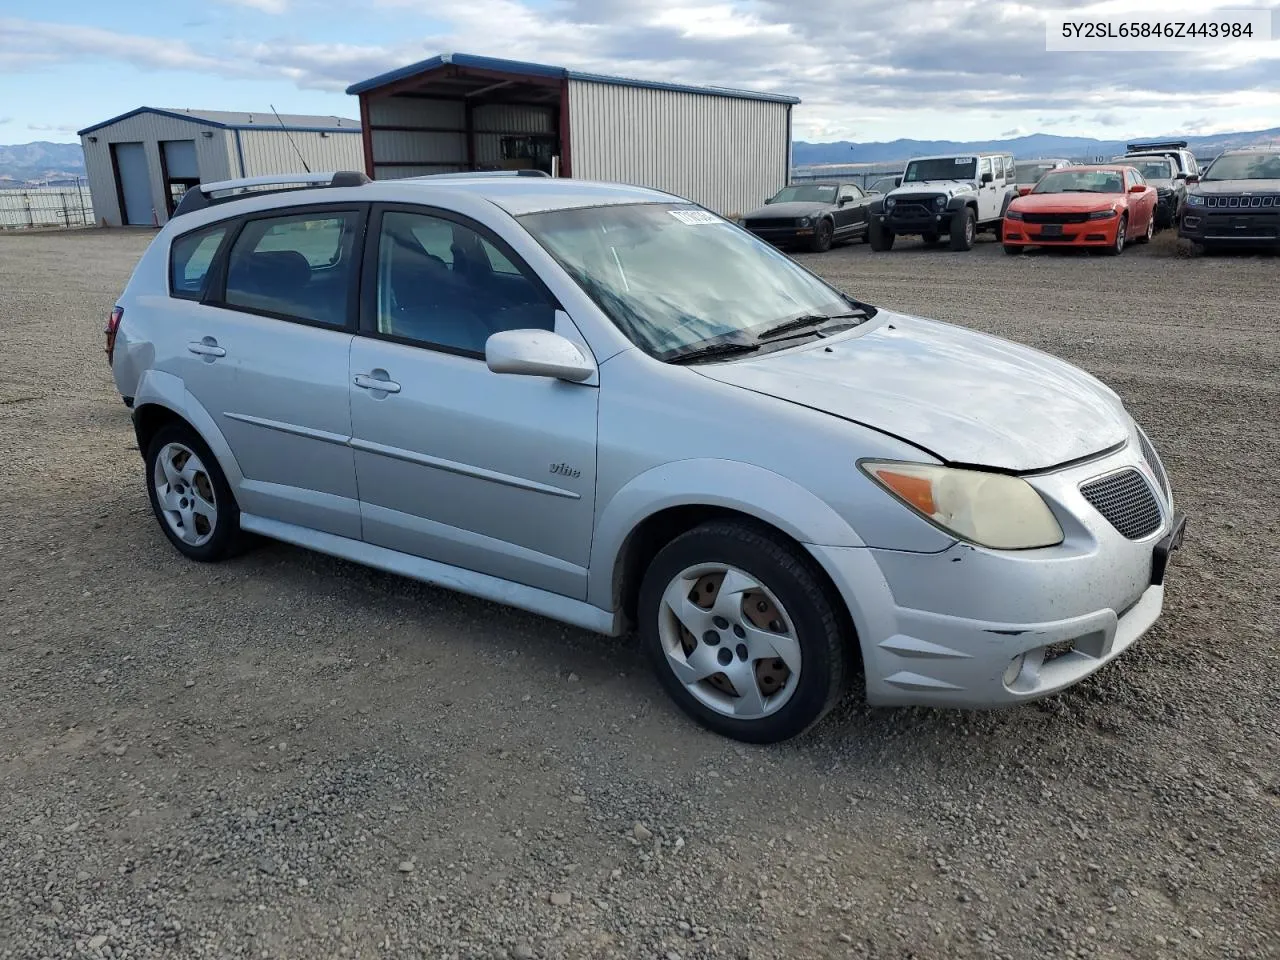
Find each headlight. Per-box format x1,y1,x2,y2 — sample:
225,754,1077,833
1088,208,1119,220
798,217,811,227
885,198,896,210
861,461,1064,549
1006,209,1024,221
1187,194,1205,206
933,196,946,210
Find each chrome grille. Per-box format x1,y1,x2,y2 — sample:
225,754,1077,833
1137,430,1170,500
1080,469,1162,540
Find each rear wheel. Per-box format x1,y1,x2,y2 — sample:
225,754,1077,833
638,521,852,744
144,423,243,562
868,222,894,251
1136,214,1154,244
949,208,976,251
809,218,833,253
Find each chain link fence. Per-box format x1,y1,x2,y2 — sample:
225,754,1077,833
0,181,95,229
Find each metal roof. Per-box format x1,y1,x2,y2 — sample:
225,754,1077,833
77,106,360,137
345,52,801,105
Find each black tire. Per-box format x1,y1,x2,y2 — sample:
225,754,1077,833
144,422,243,562
1003,244,1023,255
949,208,976,251
922,231,940,245
868,222,894,251
638,520,853,744
1103,214,1127,256
809,218,833,253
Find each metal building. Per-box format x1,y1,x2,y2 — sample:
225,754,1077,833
346,53,799,216
77,107,362,226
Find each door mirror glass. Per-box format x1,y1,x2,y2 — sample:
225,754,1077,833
486,329,595,382
981,172,994,184
893,177,902,187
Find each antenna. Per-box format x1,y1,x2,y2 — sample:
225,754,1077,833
270,104,311,174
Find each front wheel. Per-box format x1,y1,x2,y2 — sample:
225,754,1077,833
809,218,833,253
145,423,243,562
638,521,853,744
868,222,895,251
1103,214,1128,256
949,208,976,251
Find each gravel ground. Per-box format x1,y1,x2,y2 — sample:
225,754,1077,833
1,227,1277,960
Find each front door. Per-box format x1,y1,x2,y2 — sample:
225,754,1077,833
976,158,1001,221
178,206,366,539
834,183,869,236
349,205,599,599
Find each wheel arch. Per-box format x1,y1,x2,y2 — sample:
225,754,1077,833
130,369,244,489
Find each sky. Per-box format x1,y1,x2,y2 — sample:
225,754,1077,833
1,0,1279,146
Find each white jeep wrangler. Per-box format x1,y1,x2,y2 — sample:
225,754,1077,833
870,152,1018,251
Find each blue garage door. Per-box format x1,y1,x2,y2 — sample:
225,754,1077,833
162,140,198,179
112,142,152,225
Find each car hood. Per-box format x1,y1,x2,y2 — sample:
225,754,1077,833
1192,179,1280,194
694,311,1129,472
1010,192,1125,212
1146,178,1176,190
744,201,831,219
890,180,976,198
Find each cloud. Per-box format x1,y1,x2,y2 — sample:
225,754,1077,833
0,117,11,125
3,0,1279,139
1001,127,1026,137
26,122,79,132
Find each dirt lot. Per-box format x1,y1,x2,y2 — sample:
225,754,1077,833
1,228,1277,960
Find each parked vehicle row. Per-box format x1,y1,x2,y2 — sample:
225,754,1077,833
106,168,1184,744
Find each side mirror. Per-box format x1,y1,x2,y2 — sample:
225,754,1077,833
1174,172,1187,180
893,177,902,187
838,196,850,206
485,329,596,383
981,172,994,184
1017,185,1033,196
1129,183,1146,193
763,196,772,204
1185,174,1200,184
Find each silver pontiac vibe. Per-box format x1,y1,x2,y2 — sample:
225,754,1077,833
108,170,1186,743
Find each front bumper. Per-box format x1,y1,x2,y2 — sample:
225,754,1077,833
1179,209,1280,246
879,209,953,236
807,436,1184,708
744,224,815,245
1002,216,1120,247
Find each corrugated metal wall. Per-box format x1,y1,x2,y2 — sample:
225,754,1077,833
368,98,467,178
567,81,790,216
80,113,233,226
235,129,364,177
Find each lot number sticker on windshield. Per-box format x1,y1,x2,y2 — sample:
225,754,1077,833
668,209,720,225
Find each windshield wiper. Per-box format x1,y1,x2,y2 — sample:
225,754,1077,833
666,341,761,365
755,310,867,342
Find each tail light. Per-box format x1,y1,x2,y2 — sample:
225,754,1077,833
105,306,123,365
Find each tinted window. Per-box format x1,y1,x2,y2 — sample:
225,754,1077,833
375,210,554,355
170,224,227,300
223,212,359,327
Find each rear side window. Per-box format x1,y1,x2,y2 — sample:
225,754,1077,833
170,224,227,300
222,212,360,327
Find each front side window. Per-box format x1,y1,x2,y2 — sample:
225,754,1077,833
170,224,227,300
222,212,359,326
519,202,857,361
837,184,862,202
375,210,554,355
903,157,978,182
1033,170,1125,194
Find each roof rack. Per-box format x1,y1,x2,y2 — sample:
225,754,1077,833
172,170,371,217
406,169,552,180
1126,140,1189,152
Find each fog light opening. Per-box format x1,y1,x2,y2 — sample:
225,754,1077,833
1003,654,1025,687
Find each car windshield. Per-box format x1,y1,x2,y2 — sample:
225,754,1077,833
768,184,839,203
1130,159,1175,180
519,203,856,361
1201,153,1280,180
1015,162,1059,184
903,158,977,182
1033,170,1125,194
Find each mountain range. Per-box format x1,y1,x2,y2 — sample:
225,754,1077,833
0,142,87,184
792,127,1280,166
3,127,1280,184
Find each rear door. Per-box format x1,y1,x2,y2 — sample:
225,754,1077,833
177,204,367,539
348,203,599,599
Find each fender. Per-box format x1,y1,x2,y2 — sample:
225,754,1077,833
586,458,866,612
130,368,244,488
946,194,977,215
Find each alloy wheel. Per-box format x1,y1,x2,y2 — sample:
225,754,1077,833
152,442,218,547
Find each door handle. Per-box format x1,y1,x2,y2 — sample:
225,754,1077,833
187,339,225,358
354,372,401,394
